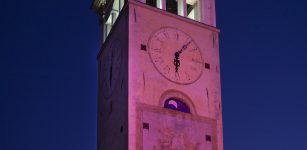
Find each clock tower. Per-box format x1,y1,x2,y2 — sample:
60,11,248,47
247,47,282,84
92,0,223,150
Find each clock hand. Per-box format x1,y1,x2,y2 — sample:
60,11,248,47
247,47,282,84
173,41,191,72
174,52,180,72
172,40,193,73
172,41,191,72
178,40,192,54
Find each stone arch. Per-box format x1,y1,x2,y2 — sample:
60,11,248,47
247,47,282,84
158,89,197,114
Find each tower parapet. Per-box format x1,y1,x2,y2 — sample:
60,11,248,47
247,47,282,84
92,0,216,42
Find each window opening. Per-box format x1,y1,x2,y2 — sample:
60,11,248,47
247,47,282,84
103,0,125,41
164,98,190,113
187,0,198,20
166,0,178,15
146,0,157,7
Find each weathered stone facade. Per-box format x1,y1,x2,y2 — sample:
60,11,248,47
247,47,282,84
95,1,223,150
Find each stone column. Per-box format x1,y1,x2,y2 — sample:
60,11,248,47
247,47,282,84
178,0,187,16
111,10,117,24
199,0,216,26
120,0,125,10
157,0,166,10
198,0,205,23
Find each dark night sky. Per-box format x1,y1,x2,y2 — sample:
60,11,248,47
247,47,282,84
1,0,307,150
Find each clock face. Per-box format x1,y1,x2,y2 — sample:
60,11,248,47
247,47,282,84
148,27,203,84
102,40,122,99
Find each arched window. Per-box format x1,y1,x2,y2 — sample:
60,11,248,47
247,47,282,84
164,98,190,113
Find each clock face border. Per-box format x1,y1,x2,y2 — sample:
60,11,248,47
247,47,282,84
102,39,123,99
147,26,204,85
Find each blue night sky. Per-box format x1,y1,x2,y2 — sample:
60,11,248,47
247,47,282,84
1,0,307,150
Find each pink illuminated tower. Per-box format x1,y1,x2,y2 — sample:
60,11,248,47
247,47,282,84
92,0,223,149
